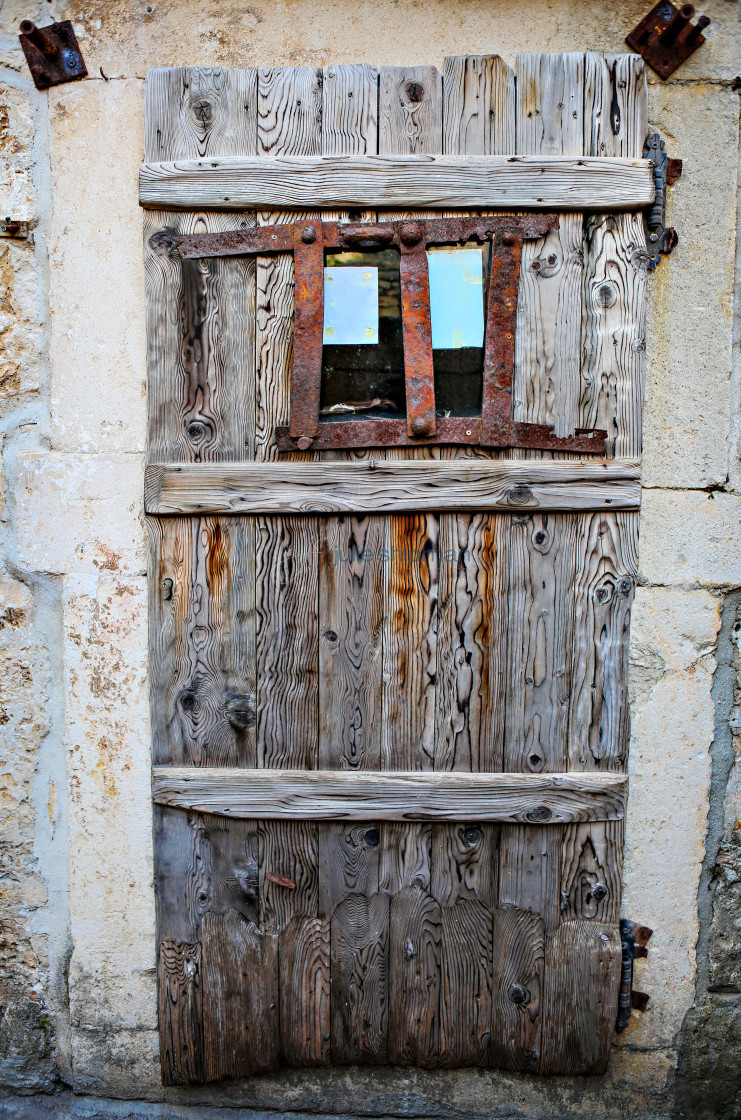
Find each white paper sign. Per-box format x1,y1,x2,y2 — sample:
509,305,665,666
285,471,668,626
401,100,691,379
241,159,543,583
427,248,485,350
323,266,379,345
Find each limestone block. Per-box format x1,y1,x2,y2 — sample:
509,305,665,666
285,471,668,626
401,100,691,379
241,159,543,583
622,587,721,1048
642,84,739,490
0,241,43,399
56,0,739,79
63,574,156,1037
16,451,145,576
639,489,741,588
0,81,36,220
49,79,146,453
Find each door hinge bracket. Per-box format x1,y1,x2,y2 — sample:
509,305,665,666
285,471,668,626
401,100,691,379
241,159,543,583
626,3,710,80
19,20,88,91
616,919,653,1033
0,218,30,240
644,132,682,270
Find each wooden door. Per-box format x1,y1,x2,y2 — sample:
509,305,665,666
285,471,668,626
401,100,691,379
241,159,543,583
144,53,647,1082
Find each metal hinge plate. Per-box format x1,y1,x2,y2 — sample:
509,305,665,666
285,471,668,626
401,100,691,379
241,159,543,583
644,132,682,270
0,218,29,240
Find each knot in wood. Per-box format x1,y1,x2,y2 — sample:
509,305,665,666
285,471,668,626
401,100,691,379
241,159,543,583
462,826,481,846
591,882,608,902
160,577,173,601
508,984,530,1005
617,577,633,598
364,828,380,847
405,81,425,103
526,805,553,823
191,98,213,125
507,484,534,506
225,693,256,730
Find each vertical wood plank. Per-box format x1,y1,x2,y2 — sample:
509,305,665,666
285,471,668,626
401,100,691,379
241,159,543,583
431,823,498,911
158,940,204,1085
254,69,322,961
560,820,624,923
443,55,515,157
279,915,331,1066
439,901,493,1067
540,921,621,1074
148,517,256,768
201,910,279,1080
319,822,380,918
330,892,390,1064
490,906,545,1073
388,886,442,1068
498,825,561,935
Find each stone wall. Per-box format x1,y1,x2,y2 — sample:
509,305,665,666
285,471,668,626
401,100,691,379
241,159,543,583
0,0,738,1115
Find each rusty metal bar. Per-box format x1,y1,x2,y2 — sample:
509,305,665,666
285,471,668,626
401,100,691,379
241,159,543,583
289,223,325,445
398,223,436,439
174,224,294,258
481,230,523,447
276,418,606,454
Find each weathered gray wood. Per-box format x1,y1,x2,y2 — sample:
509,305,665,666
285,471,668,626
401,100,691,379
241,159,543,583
490,906,545,1073
258,819,318,933
318,823,381,917
439,901,493,1067
380,823,433,894
388,886,442,1067
330,892,389,1063
498,824,561,935
560,819,624,923
443,55,515,157
323,63,378,158
147,517,256,767
139,154,653,210
146,459,642,516
279,915,331,1066
152,768,628,822
431,823,499,910
201,910,279,1079
158,939,204,1085
540,921,621,1074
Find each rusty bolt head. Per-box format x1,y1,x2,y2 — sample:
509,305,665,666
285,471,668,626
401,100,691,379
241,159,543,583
399,222,422,246
501,231,517,246
297,435,313,451
301,226,317,243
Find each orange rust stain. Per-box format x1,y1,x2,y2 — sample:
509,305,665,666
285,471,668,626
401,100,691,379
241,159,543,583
206,518,230,594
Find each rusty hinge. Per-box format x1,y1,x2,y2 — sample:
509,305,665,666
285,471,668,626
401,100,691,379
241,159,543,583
626,3,710,80
0,218,29,240
174,217,607,456
616,919,653,1033
19,21,87,90
644,133,682,270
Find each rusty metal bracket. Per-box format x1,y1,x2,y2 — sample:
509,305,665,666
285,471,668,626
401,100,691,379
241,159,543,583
175,216,607,455
626,2,709,80
19,21,87,90
644,132,683,270
0,218,29,240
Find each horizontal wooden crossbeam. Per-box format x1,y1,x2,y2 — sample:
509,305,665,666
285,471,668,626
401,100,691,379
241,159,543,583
139,155,653,211
152,768,627,823
144,459,641,516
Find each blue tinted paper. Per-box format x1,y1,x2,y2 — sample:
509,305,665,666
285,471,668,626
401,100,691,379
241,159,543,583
323,266,379,345
427,248,484,350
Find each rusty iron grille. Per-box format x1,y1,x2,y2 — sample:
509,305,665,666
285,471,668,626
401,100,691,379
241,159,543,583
175,216,607,455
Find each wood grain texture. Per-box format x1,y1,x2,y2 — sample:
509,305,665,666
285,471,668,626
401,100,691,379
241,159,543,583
145,67,256,162
279,915,331,1066
139,154,653,211
152,768,627,823
443,55,515,157
258,819,318,933
318,823,381,918
540,921,621,1074
439,901,493,1067
490,906,545,1072
498,825,561,935
388,886,442,1067
560,819,624,923
380,823,432,894
158,939,204,1085
323,63,378,158
330,892,390,1063
146,459,642,516
201,909,280,1080
431,823,498,909
148,516,256,767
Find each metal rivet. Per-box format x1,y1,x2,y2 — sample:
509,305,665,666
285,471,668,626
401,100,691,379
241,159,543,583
301,226,317,243
297,435,313,450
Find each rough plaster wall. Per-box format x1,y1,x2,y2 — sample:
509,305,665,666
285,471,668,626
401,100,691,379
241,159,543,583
0,0,739,1115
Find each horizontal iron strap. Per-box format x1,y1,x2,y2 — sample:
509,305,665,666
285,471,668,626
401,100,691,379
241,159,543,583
138,155,654,212
144,459,641,516
151,768,627,823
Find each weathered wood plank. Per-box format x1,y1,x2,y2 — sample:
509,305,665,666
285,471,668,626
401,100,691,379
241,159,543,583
540,920,621,1074
498,824,561,934
318,823,381,918
490,906,545,1073
158,939,204,1085
146,459,641,516
152,768,628,822
139,154,653,210
443,55,515,157
147,517,256,767
330,892,390,1063
323,63,378,159
201,910,279,1080
380,823,433,894
431,823,499,910
560,819,624,923
439,901,493,1067
258,819,318,933
388,886,442,1067
279,915,331,1066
